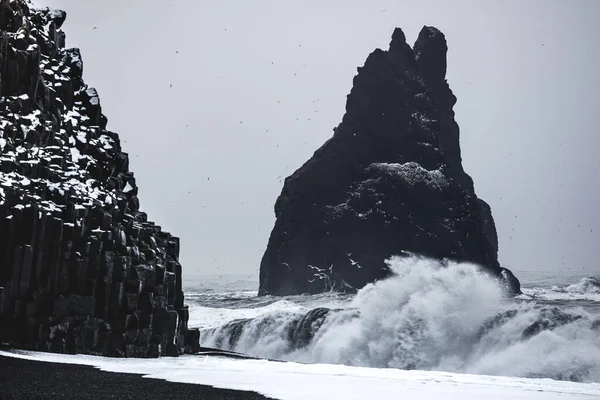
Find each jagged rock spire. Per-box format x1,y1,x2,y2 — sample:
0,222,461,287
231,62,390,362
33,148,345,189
259,26,520,296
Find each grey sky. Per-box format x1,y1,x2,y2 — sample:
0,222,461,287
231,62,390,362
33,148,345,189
35,0,600,280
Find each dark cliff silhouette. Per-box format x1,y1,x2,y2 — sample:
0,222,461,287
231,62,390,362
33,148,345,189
259,27,520,296
0,0,199,357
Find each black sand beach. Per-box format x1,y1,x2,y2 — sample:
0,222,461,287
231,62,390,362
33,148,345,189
0,355,273,400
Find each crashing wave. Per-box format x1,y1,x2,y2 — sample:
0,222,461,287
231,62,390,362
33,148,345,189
200,256,600,383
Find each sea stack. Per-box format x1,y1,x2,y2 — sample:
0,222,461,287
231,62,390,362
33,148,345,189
259,27,520,296
0,1,200,356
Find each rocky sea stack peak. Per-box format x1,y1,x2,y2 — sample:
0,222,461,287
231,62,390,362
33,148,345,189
0,0,200,356
259,26,520,296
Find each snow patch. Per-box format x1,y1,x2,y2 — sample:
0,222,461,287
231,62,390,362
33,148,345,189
369,162,448,189
86,88,100,106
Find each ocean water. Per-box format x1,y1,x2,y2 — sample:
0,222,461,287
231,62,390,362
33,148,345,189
5,256,600,399
185,257,600,383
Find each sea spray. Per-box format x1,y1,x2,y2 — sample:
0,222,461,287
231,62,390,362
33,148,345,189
200,256,600,382
520,276,600,302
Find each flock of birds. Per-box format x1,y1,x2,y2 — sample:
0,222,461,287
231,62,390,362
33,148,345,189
85,13,595,277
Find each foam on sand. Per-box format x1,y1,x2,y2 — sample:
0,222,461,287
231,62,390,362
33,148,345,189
1,350,599,400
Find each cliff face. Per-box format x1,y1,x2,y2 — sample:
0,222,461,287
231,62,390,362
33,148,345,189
0,1,199,357
259,27,520,296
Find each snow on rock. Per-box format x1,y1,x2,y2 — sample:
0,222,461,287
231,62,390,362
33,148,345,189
369,162,448,189
86,87,100,106
0,0,199,358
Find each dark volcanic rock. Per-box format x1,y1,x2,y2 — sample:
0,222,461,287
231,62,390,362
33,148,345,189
0,0,200,357
521,307,582,339
259,27,520,296
202,307,353,354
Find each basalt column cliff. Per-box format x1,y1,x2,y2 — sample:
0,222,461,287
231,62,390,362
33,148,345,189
259,27,520,296
0,1,200,356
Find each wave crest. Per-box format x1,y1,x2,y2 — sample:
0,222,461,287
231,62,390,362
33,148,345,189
200,257,600,382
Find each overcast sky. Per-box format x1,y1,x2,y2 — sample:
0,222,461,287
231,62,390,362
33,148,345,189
35,0,600,281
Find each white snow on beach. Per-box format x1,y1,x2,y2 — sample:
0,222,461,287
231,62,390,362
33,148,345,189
1,350,599,400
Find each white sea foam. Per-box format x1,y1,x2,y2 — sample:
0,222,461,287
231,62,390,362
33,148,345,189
520,276,600,302
2,350,599,400
200,256,600,382
189,300,307,330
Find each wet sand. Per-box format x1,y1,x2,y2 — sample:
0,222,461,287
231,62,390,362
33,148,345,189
0,355,273,400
